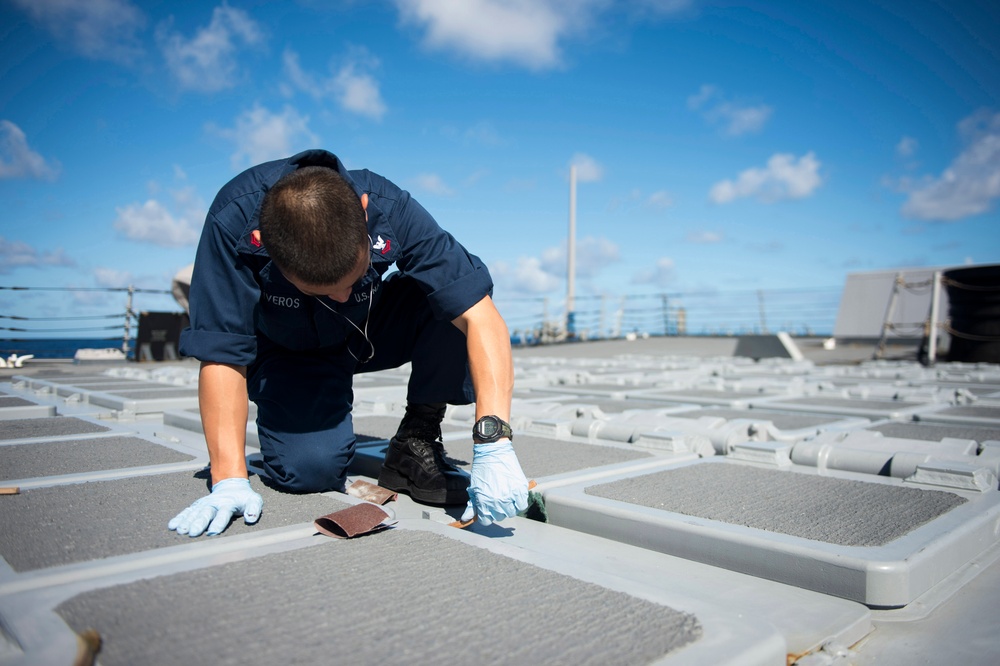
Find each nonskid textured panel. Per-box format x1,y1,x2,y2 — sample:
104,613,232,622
97,388,198,399
0,436,196,481
774,396,926,411
0,416,110,440
0,472,347,571
57,530,703,666
586,462,966,547
0,395,38,407
544,458,1000,606
871,422,1000,442
671,408,846,430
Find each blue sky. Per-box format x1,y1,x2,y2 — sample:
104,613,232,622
1,0,999,335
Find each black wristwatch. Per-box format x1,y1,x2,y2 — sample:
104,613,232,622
472,415,513,443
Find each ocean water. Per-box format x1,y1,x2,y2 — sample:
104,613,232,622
0,338,131,360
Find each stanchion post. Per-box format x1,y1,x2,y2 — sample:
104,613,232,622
123,285,134,357
927,271,941,364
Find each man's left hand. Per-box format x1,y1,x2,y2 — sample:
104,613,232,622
461,439,528,526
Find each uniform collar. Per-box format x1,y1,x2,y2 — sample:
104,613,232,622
235,150,362,257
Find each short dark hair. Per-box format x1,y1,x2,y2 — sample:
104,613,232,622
259,166,369,284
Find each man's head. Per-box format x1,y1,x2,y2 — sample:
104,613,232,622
259,166,369,290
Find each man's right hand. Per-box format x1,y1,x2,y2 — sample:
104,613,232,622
168,478,263,537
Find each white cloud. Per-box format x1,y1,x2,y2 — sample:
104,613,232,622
282,50,317,95
391,0,692,70
283,49,387,121
608,188,672,213
686,231,722,243
608,187,650,211
492,256,563,294
211,104,318,171
632,256,676,287
113,200,195,247
569,153,605,182
688,84,772,136
901,110,1000,221
10,0,145,61
463,121,503,146
392,0,592,70
541,236,620,279
0,236,75,274
714,103,773,136
93,267,133,288
576,237,621,277
334,63,387,120
171,185,205,219
463,169,490,186
158,4,263,92
897,136,918,158
412,173,455,197
493,235,620,296
0,121,60,180
69,289,117,307
687,84,718,110
645,190,674,210
113,186,205,247
710,152,822,204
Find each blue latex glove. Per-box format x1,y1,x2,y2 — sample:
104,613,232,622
461,439,529,526
168,478,263,537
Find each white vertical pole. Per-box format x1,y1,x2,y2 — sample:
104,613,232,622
123,285,134,357
567,164,577,336
614,295,626,338
928,271,942,364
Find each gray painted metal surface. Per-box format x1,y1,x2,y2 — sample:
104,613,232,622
1,341,999,664
833,267,947,340
56,531,704,666
544,458,998,607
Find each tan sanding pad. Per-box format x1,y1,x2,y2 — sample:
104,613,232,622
345,479,396,505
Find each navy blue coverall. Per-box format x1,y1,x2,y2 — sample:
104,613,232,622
179,150,494,493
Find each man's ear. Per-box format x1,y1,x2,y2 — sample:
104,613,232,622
361,193,368,210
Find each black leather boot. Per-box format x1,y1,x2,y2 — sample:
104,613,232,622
378,403,470,505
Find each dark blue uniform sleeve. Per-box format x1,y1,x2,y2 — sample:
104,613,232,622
178,192,263,365
360,172,493,321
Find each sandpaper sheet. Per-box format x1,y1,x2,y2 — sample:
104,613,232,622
313,502,395,538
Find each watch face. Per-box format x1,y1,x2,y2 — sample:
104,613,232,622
478,416,500,438
474,415,511,443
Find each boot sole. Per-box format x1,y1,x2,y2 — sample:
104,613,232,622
378,466,468,506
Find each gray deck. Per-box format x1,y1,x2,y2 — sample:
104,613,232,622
2,337,999,665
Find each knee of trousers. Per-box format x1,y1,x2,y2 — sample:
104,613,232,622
258,433,355,494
